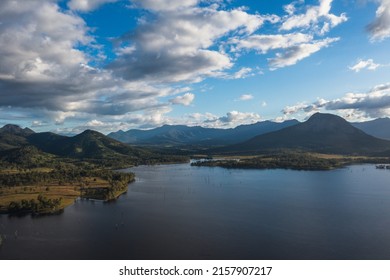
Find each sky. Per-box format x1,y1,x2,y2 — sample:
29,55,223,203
1,0,390,134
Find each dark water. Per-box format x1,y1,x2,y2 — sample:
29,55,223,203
1,164,390,260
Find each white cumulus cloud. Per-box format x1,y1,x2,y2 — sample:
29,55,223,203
349,59,381,72
169,93,195,106
229,0,346,70
367,0,390,41
216,111,261,126
186,111,261,128
68,0,118,12
0,0,350,130
109,4,265,83
223,67,255,80
130,0,199,11
238,94,254,101
268,37,339,70
282,83,390,120
232,33,313,54
281,0,348,35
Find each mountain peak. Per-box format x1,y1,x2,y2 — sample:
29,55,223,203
308,112,346,122
78,129,103,136
228,113,390,155
0,124,35,136
302,113,352,133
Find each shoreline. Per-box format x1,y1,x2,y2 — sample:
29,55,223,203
0,172,135,215
2,154,389,215
191,153,390,171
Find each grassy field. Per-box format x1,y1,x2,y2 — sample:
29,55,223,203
0,185,79,212
0,167,53,175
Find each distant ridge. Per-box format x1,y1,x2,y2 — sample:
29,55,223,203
109,125,224,145
219,113,390,155
108,120,300,146
352,118,390,140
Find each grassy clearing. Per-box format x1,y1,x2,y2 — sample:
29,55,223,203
0,167,53,175
0,185,79,210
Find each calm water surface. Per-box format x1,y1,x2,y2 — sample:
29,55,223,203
1,164,390,259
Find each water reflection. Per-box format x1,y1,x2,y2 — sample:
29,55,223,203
1,164,390,259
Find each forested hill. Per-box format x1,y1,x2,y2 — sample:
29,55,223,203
216,113,390,156
0,125,187,169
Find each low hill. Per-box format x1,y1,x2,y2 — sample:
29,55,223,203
0,145,55,167
220,113,390,156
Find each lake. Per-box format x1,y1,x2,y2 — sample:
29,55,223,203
1,163,390,260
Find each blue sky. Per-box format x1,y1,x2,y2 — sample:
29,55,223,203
1,0,390,134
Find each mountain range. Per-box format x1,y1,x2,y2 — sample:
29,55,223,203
108,120,300,146
1,113,390,162
108,116,390,146
0,125,157,168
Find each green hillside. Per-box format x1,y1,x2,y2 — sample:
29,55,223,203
219,113,390,156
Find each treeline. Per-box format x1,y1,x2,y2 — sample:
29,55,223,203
192,153,349,171
7,195,62,214
0,165,134,188
85,154,188,169
0,168,89,187
0,144,190,172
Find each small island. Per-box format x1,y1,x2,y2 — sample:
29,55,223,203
191,152,390,171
